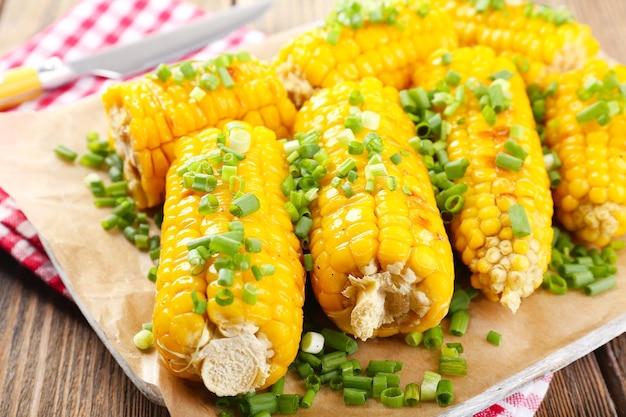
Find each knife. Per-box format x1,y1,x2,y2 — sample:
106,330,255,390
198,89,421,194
0,0,271,110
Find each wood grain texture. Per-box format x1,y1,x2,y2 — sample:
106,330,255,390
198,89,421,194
0,1,625,416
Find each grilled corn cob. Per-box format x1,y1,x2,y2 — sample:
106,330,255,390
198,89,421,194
412,46,554,312
152,122,305,396
273,0,458,107
102,52,297,209
294,77,455,341
543,59,626,247
430,0,599,86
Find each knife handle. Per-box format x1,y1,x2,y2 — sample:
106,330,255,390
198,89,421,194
0,66,43,111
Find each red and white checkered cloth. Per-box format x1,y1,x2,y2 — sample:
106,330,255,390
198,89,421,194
0,0,552,414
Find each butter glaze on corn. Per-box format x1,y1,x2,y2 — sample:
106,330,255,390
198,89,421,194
152,123,305,396
102,55,297,209
295,77,455,340
274,0,458,107
544,59,626,247
413,46,554,312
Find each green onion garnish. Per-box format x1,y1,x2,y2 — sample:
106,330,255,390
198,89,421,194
190,289,207,314
179,61,196,79
508,203,532,238
489,69,514,80
215,288,234,306
423,325,444,350
342,388,367,405
380,387,404,408
217,66,235,88
155,63,171,82
584,275,617,296
486,330,502,346
420,370,441,402
435,379,454,406
449,309,470,336
229,192,260,217
438,356,467,376
54,144,78,162
576,100,609,124
495,152,524,172
133,329,154,350
404,331,423,347
321,328,359,354
242,282,258,305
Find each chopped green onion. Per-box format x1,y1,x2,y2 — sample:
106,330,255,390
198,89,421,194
438,356,467,376
380,387,405,408
349,90,364,105
229,129,251,154
486,330,502,346
301,388,317,408
54,144,78,162
215,288,234,306
300,331,325,354
277,394,300,415
361,110,380,130
189,86,206,101
508,203,532,238
199,73,220,90
441,52,452,65
366,360,399,376
489,69,514,80
404,383,419,407
503,139,529,160
344,114,364,133
481,105,497,126
95,196,116,208
229,192,260,217
190,290,207,315
321,328,359,354
343,388,367,405
133,329,154,350
495,151,524,172
420,370,441,401
248,392,278,415
435,379,454,406
217,66,235,88
584,276,617,295
242,282,258,305
405,331,423,347
326,28,340,45
155,63,171,81
179,61,196,79
372,375,387,398
448,288,471,315
449,309,470,336
444,158,469,180
342,375,373,392
576,100,609,124
444,69,462,86
79,152,105,168
321,351,348,373
423,325,444,350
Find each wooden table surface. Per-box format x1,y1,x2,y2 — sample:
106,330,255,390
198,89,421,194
0,1,624,416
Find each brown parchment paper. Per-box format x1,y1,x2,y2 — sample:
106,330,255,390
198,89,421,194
0,30,625,417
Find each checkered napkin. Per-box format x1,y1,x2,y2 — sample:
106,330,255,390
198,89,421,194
0,0,552,414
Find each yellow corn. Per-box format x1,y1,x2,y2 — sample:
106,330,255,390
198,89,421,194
273,0,458,107
295,77,455,341
102,53,297,209
543,59,626,247
152,122,305,396
430,0,599,86
412,46,554,312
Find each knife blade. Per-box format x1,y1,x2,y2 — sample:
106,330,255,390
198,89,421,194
0,0,271,110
